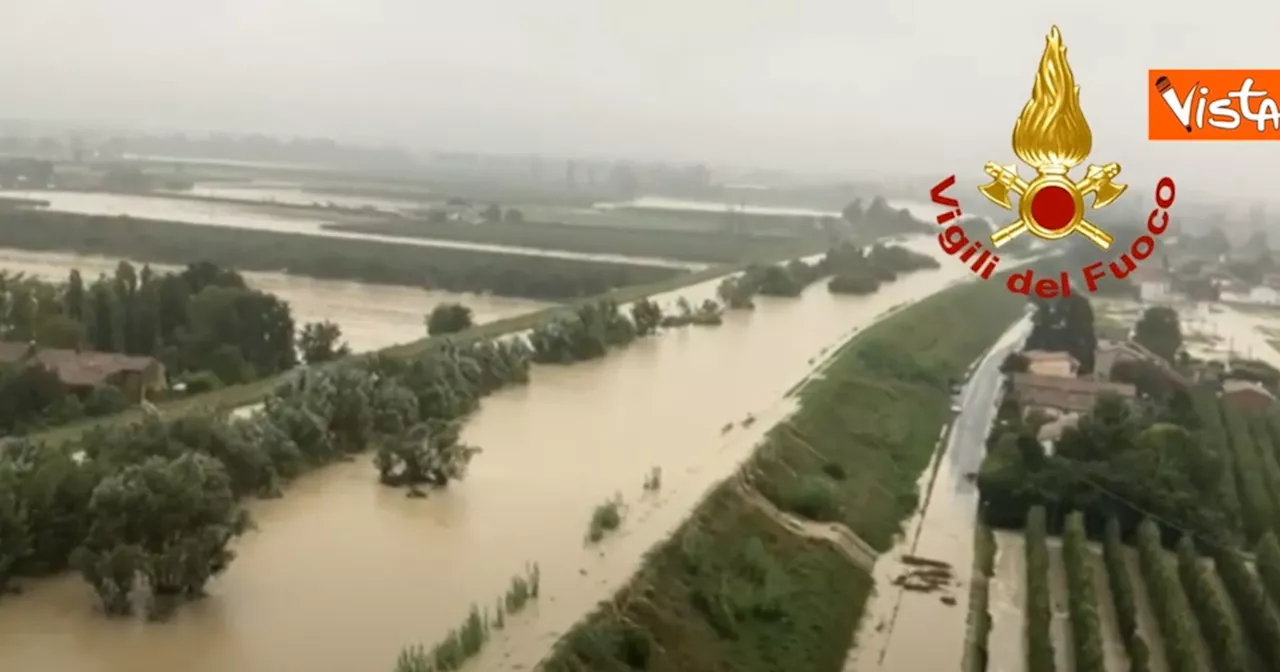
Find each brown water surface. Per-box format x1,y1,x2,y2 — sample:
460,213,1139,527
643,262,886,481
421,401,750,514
0,239,973,672
0,247,546,352
0,190,700,269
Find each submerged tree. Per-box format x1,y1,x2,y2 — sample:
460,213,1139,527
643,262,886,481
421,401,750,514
70,453,248,618
298,320,351,364
427,303,474,336
375,419,482,495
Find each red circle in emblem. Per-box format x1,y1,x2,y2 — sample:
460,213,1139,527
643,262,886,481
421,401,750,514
1030,185,1076,231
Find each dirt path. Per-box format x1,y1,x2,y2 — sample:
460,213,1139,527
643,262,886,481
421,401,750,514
735,470,877,571
1046,540,1075,672
1088,546,1131,672
987,531,1027,672
1123,548,1170,672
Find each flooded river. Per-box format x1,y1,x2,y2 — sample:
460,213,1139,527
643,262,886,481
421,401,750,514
0,238,981,672
0,248,547,353
0,190,701,270
181,184,429,213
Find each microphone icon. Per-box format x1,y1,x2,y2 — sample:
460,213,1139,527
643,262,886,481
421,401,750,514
1155,76,1193,133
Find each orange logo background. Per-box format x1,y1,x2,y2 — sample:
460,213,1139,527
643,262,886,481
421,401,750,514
1148,69,1280,140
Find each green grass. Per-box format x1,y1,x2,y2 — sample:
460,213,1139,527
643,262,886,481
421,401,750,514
537,277,1026,671
752,280,1026,551
544,487,873,672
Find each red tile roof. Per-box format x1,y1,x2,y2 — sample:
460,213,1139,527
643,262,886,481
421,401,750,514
0,342,158,387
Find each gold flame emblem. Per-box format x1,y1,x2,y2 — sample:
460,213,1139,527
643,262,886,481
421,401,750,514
980,26,1126,250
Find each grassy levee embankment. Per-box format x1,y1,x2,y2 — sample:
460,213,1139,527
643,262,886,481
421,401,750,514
537,278,1026,672
324,218,826,264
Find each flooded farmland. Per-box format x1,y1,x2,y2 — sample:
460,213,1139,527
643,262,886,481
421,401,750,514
0,190,701,269
0,248,547,353
0,238,987,672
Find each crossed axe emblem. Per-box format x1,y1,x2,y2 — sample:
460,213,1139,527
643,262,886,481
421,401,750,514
979,162,1127,250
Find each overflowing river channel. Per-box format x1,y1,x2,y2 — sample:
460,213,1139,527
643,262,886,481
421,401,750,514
0,248,547,353
0,190,701,270
0,237,989,672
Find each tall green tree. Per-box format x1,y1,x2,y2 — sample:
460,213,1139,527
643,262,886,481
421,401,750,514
65,270,85,320
1134,306,1182,363
427,303,474,336
1026,294,1097,374
298,321,350,364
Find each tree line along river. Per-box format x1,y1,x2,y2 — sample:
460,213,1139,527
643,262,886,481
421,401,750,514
0,236,982,672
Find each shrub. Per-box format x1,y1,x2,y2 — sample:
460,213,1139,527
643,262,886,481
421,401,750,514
1101,518,1151,672
587,495,625,543
395,562,542,671
1209,543,1280,664
1257,532,1280,602
774,476,841,522
426,303,474,336
1135,520,1202,672
965,524,997,672
177,370,222,394
1025,506,1056,672
1221,403,1274,542
1174,537,1249,672
1062,511,1106,672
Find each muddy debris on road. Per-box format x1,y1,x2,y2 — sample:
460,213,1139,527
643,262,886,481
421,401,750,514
891,555,958,595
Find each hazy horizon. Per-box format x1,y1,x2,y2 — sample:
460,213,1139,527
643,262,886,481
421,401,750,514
6,1,1280,201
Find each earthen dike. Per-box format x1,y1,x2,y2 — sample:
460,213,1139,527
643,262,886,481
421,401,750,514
928,175,1177,297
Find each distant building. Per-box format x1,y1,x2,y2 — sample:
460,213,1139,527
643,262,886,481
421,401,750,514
0,342,166,403
1094,339,1190,387
1010,373,1137,417
1022,350,1079,378
1221,379,1276,413
1139,281,1171,302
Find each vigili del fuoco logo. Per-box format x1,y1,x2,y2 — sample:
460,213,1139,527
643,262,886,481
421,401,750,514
929,26,1177,298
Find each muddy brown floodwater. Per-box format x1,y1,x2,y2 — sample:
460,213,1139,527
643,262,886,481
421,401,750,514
0,239,980,672
0,248,547,352
1046,540,1075,672
0,190,702,269
987,531,1028,672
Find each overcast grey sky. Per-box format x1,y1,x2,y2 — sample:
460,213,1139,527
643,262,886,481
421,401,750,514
4,1,1279,200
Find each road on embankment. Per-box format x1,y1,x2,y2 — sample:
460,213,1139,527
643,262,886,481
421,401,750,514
847,311,1032,671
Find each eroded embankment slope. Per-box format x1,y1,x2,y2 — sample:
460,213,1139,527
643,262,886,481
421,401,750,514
536,278,1026,672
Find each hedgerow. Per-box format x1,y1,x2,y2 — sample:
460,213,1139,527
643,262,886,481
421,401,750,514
1221,403,1275,542
1190,388,1241,534
1209,543,1280,665
1025,506,1056,672
1101,518,1151,672
1062,512,1105,672
1174,537,1249,672
1135,519,1202,672
1257,532,1280,603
